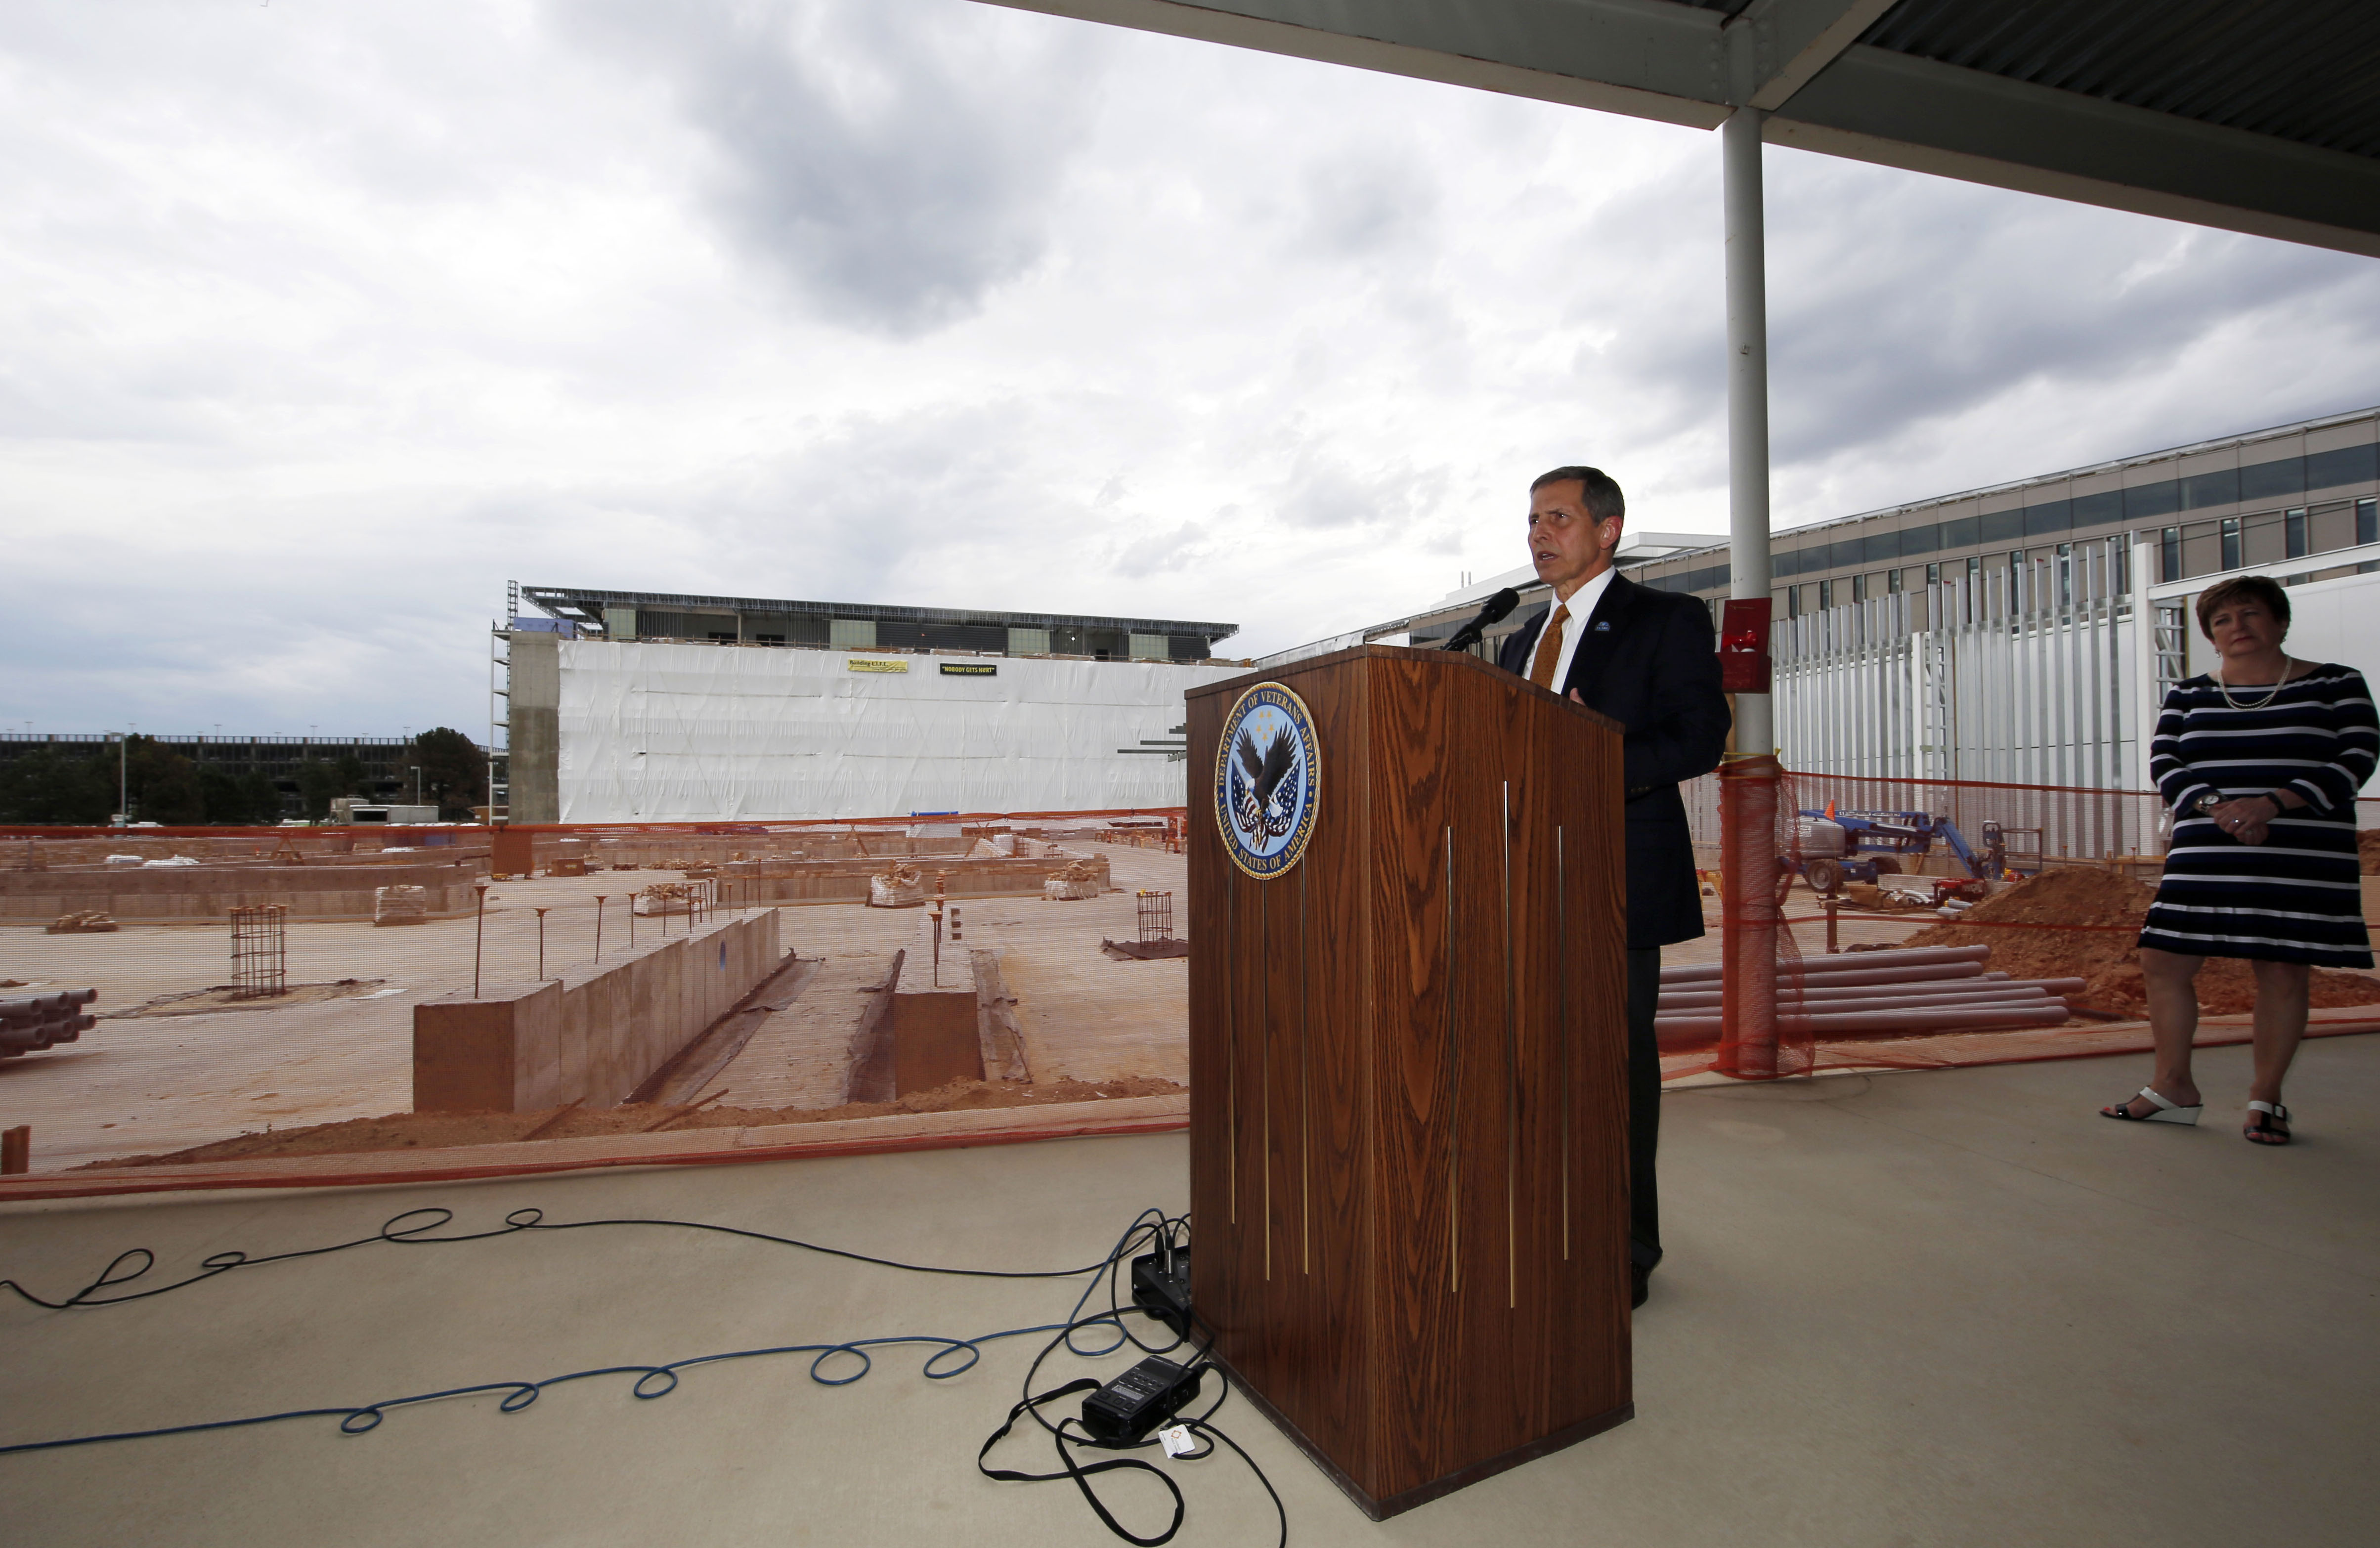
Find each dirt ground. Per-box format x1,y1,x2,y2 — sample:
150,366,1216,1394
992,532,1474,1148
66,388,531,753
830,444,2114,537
80,1075,1188,1168
105,979,389,1018
1901,867,2380,1019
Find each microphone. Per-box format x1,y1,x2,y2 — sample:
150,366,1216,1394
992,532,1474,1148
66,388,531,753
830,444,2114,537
1439,587,1520,652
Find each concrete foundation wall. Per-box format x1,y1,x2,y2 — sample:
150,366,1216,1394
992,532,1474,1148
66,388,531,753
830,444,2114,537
724,854,1109,905
2,833,490,867
0,861,486,925
413,908,780,1113
509,631,561,824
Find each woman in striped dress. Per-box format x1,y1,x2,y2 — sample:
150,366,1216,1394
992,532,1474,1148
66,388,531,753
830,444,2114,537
2102,575,2378,1144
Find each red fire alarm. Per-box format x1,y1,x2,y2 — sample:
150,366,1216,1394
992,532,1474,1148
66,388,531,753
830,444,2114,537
1717,599,1772,693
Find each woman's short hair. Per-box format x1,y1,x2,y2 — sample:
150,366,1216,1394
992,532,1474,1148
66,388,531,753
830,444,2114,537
1529,466,1625,522
2195,574,2291,638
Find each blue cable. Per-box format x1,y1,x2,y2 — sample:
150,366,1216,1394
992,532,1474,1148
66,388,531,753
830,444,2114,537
0,1204,1168,1459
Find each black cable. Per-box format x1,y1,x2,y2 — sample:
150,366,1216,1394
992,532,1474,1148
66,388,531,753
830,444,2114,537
0,1207,1175,1458
979,1379,1187,1547
1182,1413,1287,1548
981,1306,1281,1548
0,1317,1088,1459
1,1203,1282,1545
0,1204,1170,1312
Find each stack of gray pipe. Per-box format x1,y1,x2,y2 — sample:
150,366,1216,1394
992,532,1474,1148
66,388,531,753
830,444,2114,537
0,988,97,1059
1656,946,2079,1051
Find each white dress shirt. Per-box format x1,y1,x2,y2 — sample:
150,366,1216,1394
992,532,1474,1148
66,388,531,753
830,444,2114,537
1527,565,1617,692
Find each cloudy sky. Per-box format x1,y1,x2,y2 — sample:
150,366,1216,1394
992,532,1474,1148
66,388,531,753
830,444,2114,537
4,0,2378,740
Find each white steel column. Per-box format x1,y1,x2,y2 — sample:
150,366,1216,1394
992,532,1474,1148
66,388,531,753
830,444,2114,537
1725,105,1773,755
2129,534,2161,794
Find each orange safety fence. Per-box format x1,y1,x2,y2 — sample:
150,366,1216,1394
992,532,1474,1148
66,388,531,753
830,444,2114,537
1670,766,2380,1084
1688,768,2380,872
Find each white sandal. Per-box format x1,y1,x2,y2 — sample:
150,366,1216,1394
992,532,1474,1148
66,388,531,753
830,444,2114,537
2244,1100,2292,1145
2100,1086,2202,1125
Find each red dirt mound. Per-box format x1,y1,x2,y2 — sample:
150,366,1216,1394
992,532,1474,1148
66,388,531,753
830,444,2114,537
1902,866,2380,1018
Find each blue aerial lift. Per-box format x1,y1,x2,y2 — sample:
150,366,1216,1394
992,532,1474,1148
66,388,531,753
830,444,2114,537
1788,809,2035,898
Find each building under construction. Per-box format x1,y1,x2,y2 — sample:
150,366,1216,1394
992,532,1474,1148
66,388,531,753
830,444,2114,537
503,587,1245,822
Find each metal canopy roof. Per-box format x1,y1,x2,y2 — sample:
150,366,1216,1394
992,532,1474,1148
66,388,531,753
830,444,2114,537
518,584,1239,642
987,0,2380,257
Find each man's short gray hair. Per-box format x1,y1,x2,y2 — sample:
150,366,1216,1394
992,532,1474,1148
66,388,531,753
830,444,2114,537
1530,466,1625,522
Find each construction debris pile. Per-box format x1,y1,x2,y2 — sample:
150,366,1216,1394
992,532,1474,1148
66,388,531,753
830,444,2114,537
1900,866,2380,1018
2,988,97,1060
1655,945,2079,1051
869,862,925,908
633,881,710,916
44,912,119,934
372,885,429,927
1045,859,1103,902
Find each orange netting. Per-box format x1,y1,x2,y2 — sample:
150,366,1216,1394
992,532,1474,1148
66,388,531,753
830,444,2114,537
1666,769,2380,1084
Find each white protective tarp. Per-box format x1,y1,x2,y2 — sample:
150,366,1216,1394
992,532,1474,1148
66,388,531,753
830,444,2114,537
556,640,1250,820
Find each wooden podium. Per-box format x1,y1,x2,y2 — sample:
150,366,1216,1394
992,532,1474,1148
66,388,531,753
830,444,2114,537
1184,644,1633,1519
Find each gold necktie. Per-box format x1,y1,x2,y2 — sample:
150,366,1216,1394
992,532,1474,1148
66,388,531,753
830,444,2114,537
1529,603,1569,689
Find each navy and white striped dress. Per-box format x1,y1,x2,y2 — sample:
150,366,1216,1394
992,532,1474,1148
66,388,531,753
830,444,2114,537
2144,662,2379,966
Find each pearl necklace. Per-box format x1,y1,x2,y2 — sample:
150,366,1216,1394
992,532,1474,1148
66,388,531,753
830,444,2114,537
2216,656,2297,711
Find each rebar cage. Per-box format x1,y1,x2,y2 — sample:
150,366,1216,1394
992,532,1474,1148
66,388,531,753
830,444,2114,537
229,903,288,999
1135,889,1173,943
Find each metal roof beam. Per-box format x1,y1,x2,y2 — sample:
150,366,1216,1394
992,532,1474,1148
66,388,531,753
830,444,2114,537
975,0,2380,257
984,0,1737,129
1773,44,2380,259
1729,0,1902,110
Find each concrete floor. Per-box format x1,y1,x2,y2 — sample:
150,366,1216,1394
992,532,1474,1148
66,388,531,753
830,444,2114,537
3,1035,2372,1547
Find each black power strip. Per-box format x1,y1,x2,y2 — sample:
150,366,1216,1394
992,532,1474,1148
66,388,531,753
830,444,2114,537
1080,1356,1203,1445
1129,1246,1192,1337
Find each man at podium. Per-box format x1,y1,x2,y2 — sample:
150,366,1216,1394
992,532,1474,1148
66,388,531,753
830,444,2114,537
1495,466,1729,1306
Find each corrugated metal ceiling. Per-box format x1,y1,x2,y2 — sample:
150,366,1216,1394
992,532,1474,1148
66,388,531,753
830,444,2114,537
1859,0,2380,159
1665,0,2380,160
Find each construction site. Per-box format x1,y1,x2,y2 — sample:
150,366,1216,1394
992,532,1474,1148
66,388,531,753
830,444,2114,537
8,3,2380,1546
6,789,2376,1547
7,784,2380,1176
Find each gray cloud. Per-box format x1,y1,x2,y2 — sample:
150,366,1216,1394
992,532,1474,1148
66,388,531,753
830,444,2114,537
4,1,2378,730
1762,156,2380,471
1568,144,2380,523
1298,152,1437,257
1273,448,1449,533
1111,521,1211,580
553,0,1106,336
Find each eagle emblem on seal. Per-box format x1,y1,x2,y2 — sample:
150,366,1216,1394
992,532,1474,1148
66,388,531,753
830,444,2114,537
1229,725,1302,842
1212,681,1319,879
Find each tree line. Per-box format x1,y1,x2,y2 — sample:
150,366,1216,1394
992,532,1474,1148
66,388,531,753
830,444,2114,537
0,729,488,826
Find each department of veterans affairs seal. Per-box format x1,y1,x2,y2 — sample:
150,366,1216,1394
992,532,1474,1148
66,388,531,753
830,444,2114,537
1213,682,1320,880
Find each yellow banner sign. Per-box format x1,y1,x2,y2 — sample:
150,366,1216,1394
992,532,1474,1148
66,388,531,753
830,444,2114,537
847,658,910,674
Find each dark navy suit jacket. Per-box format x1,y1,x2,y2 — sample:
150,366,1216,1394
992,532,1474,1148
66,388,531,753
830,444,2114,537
1495,572,1730,948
